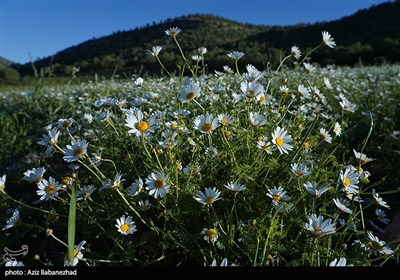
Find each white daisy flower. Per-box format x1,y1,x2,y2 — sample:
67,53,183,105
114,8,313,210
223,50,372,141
2,208,20,230
291,46,301,60
267,186,290,203
64,240,86,266
194,114,220,134
225,182,246,192
145,172,169,199
240,81,264,98
115,215,137,235
63,139,88,162
249,112,267,127
146,45,162,56
329,257,352,266
320,127,332,143
194,187,222,206
37,177,61,201
366,231,393,256
375,209,390,225
125,109,159,138
227,51,244,60
138,199,151,211
303,181,330,198
165,27,181,37
77,185,96,201
322,31,336,48
333,198,353,214
304,214,336,237
340,167,359,194
372,189,390,209
180,81,201,102
353,149,375,165
23,167,46,183
291,163,312,178
201,228,218,243
271,126,293,155
128,178,144,197
333,122,342,136
217,114,234,126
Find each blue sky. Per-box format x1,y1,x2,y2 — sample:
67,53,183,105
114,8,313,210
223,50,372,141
0,0,392,64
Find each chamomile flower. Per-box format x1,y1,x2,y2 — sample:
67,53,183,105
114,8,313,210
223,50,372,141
324,77,333,89
37,128,60,157
290,163,312,178
194,187,222,206
125,109,159,138
333,198,353,214
375,209,390,224
37,177,61,201
23,167,46,183
170,109,191,119
372,189,390,209
291,46,301,60
249,112,267,127
303,62,316,73
191,55,203,62
128,178,144,197
322,31,336,48
205,146,218,158
366,231,393,256
225,182,246,193
304,214,336,237
217,114,234,126
2,208,20,230
353,150,375,165
81,113,93,124
77,185,96,201
267,186,290,202
333,122,342,136
63,139,88,162
201,228,218,243
180,81,201,102
297,84,311,99
0,174,6,193
138,199,151,211
303,181,330,198
256,140,274,154
340,168,359,194
211,258,235,266
227,51,244,60
64,240,86,266
194,114,220,134
165,27,181,37
198,47,207,55
320,128,332,143
329,257,352,266
147,45,162,56
339,99,357,112
145,172,169,199
240,81,264,98
271,126,293,154
57,118,74,130
116,215,137,235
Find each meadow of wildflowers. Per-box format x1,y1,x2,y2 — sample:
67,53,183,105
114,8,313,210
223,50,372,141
1,29,399,267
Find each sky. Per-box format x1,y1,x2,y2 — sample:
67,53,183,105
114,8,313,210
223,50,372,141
0,0,393,64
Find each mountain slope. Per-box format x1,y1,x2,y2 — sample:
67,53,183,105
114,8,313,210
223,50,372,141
16,0,400,76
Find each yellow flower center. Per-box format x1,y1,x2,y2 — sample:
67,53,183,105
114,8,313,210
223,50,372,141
361,159,367,165
205,197,214,204
303,142,310,149
275,137,284,147
367,241,383,250
45,184,56,194
313,226,321,232
343,177,351,187
170,122,178,129
73,148,84,157
63,120,71,127
136,121,149,132
358,167,364,173
154,179,165,189
262,144,271,151
202,123,213,133
221,119,229,125
224,130,232,138
259,95,266,102
61,176,72,185
247,89,255,96
186,92,196,100
295,171,304,177
65,248,78,260
166,141,173,147
272,194,281,201
207,228,217,239
120,223,129,232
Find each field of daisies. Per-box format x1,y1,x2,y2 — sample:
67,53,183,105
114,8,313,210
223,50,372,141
1,28,400,267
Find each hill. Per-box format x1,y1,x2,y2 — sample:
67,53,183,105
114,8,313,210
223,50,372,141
14,0,400,77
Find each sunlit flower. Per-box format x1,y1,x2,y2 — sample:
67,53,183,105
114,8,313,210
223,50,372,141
303,62,315,73
201,228,218,243
57,118,74,130
340,167,359,194
329,257,352,266
304,214,336,237
243,64,264,81
180,81,201,102
128,178,144,197
145,172,169,199
322,31,336,48
227,51,244,60
198,47,207,55
147,45,162,56
366,231,393,256
205,146,218,158
256,140,274,154
353,149,375,165
125,109,159,138
339,99,357,112
297,84,311,99
375,209,390,224
372,189,390,209
333,198,353,214
23,167,46,183
81,113,93,124
267,186,290,203
37,177,61,201
170,109,191,119
333,122,342,136
77,185,96,201
291,46,301,60
217,114,234,126
320,128,332,143
271,126,293,154
165,27,181,37
116,215,137,235
37,128,60,157
194,187,222,205
63,139,88,162
64,240,86,266
324,77,333,89
303,181,330,198
194,114,219,134
291,163,312,178
249,112,267,127
2,209,20,230
211,258,235,266
191,55,203,62
225,182,246,193
240,81,264,98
